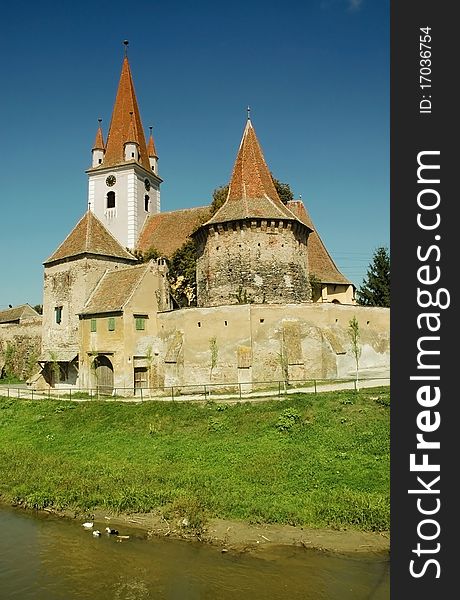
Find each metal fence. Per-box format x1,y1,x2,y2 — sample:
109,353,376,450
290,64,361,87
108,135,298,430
0,376,390,402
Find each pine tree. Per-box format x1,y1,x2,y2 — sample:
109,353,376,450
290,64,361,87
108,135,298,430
356,247,390,307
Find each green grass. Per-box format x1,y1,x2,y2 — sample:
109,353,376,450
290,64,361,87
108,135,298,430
0,387,390,532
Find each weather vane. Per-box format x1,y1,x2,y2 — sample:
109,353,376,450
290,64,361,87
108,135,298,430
247,106,251,120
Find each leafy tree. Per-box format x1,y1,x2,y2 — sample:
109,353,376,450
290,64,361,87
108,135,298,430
33,304,43,315
168,239,199,307
209,185,229,216
356,247,390,307
132,246,160,263
271,175,294,205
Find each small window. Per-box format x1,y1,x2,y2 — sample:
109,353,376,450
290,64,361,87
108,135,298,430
260,318,264,323
224,321,228,326
107,191,115,209
98,158,102,164
135,316,145,330
144,195,149,211
90,318,97,332
108,317,115,331
131,152,135,158
55,306,62,324
197,322,201,327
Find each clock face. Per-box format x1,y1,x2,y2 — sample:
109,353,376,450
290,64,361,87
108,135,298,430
144,179,151,191
106,175,116,187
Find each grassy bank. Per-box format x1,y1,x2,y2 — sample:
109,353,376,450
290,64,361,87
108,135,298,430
0,387,389,532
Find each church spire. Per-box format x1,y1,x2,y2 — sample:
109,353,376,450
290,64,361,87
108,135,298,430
91,119,105,167
102,54,150,171
147,126,159,174
147,126,158,158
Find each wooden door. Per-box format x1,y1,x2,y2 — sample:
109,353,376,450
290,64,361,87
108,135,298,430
134,367,148,390
94,355,114,394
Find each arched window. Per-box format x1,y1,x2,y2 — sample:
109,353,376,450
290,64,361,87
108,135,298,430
144,195,149,211
106,191,115,209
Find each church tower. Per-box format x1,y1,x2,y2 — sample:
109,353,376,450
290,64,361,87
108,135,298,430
86,47,162,249
194,116,312,307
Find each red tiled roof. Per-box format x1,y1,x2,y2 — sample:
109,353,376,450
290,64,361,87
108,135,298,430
80,263,149,315
137,206,210,257
101,57,150,171
44,211,137,264
92,124,105,150
206,119,300,225
287,200,351,285
147,131,158,158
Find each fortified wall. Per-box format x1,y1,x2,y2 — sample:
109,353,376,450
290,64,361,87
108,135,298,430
157,303,390,389
0,316,42,380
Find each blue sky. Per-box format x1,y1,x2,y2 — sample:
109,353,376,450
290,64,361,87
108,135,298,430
0,0,389,309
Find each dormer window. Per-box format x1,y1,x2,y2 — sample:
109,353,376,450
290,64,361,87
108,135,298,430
106,191,115,209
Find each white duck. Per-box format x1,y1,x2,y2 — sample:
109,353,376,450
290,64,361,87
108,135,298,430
82,522,93,529
92,530,101,537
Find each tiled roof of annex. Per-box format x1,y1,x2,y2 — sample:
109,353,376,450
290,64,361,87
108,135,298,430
137,205,211,257
80,263,149,315
0,304,40,324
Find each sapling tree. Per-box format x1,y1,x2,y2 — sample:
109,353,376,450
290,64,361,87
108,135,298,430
348,316,362,391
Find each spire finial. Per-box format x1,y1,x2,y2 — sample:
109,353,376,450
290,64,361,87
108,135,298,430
247,106,251,121
149,125,153,135
123,40,129,56
98,117,102,126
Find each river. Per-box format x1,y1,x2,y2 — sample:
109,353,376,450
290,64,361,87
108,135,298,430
0,507,389,599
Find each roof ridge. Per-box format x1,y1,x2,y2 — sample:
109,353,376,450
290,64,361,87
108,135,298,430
82,268,109,310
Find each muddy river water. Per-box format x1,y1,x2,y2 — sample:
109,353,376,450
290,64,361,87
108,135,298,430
0,507,389,599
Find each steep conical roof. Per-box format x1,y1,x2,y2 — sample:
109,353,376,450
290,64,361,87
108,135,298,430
92,123,105,150
147,127,158,158
102,57,150,171
44,211,136,264
206,119,301,225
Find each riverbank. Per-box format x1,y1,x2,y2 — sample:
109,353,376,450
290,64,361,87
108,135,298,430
5,503,390,554
0,388,390,548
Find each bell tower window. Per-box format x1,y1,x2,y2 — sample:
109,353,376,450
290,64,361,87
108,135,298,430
106,191,116,209
144,195,149,211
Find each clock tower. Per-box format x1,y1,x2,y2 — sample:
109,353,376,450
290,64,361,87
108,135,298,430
86,51,162,249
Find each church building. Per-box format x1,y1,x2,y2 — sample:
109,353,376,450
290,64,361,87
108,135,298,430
35,49,387,393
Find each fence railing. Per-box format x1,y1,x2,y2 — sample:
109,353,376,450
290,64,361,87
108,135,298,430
0,376,390,402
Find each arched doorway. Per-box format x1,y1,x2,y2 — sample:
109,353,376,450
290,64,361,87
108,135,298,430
93,355,114,394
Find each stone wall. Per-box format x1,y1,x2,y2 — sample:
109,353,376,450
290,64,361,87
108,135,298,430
195,220,311,307
0,317,42,380
156,302,390,388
